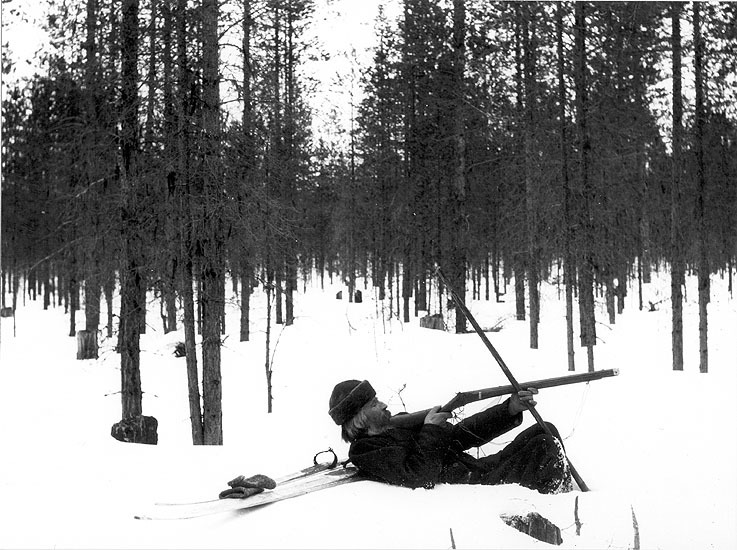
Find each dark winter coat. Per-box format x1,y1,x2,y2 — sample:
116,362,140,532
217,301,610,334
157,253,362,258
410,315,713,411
348,399,523,489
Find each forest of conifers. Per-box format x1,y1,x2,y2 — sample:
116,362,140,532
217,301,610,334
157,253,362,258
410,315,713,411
1,1,736,444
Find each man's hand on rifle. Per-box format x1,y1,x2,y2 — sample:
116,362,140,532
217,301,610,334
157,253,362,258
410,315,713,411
424,405,452,426
509,388,538,415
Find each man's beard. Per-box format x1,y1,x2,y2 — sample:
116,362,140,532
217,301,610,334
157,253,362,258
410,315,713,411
367,413,391,435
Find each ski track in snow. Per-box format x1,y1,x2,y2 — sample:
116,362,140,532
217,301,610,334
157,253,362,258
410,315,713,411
0,271,735,549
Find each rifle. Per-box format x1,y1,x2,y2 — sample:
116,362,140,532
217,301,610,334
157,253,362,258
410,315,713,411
389,368,618,429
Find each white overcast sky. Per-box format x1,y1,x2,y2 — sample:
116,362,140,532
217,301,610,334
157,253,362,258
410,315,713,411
2,0,51,84
1,0,401,144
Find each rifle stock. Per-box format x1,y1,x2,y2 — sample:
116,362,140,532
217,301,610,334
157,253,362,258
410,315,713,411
389,368,618,429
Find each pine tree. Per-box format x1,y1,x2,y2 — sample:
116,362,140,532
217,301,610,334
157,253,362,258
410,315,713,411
176,0,204,444
449,0,468,334
693,2,709,373
556,2,575,371
200,0,224,444
574,1,596,372
670,2,685,372
119,0,145,419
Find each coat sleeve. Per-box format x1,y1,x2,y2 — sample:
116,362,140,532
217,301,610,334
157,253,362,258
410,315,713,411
349,425,454,489
450,397,523,450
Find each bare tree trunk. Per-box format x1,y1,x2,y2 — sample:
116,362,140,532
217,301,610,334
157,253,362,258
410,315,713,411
182,257,204,443
557,2,575,372
201,261,223,444
138,278,147,334
616,266,626,315
118,0,144,419
264,284,274,413
201,0,223,444
522,2,539,348
605,277,616,324
347,88,357,307
575,1,596,372
275,272,284,324
239,264,251,341
162,0,178,335
177,0,203,444
41,263,50,310
693,2,709,373
670,2,685,371
104,273,114,338
513,5,525,324
85,276,101,333
238,0,255,341
267,3,287,329
401,0,415,327
637,252,644,311
638,146,651,289
510,264,523,320
284,2,296,326
83,0,101,343
68,262,79,337
12,274,20,336
81,0,100,342
417,269,427,311
402,252,412,323
492,247,501,302
450,0,467,334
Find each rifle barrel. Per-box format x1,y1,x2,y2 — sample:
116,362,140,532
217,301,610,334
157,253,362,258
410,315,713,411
389,368,618,429
444,368,618,411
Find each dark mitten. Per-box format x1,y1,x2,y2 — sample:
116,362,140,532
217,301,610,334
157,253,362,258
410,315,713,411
227,473,277,490
219,486,265,499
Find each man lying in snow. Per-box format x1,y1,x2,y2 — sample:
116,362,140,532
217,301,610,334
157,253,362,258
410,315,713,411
329,379,572,494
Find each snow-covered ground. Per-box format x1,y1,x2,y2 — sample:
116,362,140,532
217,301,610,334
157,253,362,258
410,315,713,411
0,269,735,549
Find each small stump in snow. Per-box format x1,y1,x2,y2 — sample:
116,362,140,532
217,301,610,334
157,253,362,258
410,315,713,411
0,307,13,318
500,511,562,546
336,291,343,300
420,313,445,330
76,330,98,360
354,290,362,303
111,415,158,445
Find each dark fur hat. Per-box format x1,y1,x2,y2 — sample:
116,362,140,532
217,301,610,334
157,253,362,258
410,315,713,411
328,380,376,425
